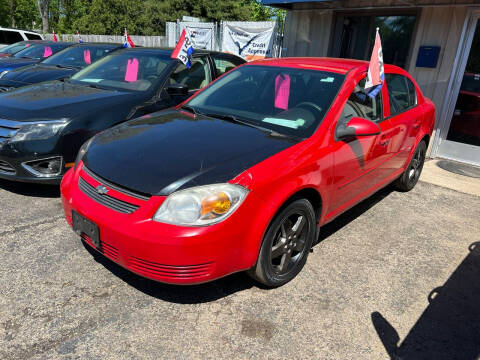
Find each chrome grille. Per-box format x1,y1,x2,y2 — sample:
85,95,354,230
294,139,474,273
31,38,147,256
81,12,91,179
78,177,139,214
0,160,15,174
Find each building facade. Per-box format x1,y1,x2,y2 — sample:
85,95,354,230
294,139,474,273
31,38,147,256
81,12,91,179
263,0,480,166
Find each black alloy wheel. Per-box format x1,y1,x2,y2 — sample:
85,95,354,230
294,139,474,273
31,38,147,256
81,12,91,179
394,140,427,192
249,198,316,287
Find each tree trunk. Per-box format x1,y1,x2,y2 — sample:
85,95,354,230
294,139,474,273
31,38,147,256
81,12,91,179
9,0,15,28
36,0,50,33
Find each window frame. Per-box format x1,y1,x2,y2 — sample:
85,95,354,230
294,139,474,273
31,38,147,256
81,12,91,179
385,73,419,118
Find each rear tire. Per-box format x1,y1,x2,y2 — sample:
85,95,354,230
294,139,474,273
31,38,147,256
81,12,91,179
248,199,316,287
393,140,426,192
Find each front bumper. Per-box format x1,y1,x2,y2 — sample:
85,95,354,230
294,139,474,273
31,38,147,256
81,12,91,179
61,164,272,285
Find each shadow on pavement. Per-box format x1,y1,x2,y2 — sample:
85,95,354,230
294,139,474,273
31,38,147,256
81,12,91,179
372,242,480,360
82,241,256,304
0,178,60,198
318,186,394,242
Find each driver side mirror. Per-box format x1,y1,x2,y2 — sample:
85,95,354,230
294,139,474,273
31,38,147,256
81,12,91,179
336,117,381,139
166,83,189,97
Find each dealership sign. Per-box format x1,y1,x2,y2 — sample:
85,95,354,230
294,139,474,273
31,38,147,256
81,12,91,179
181,24,215,50
222,23,276,61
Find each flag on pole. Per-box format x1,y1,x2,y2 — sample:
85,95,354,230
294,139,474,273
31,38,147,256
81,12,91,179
365,28,384,98
171,29,194,69
123,28,135,48
76,31,83,43
52,30,58,42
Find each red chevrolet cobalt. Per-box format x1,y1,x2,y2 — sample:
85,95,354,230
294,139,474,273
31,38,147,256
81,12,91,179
61,58,435,287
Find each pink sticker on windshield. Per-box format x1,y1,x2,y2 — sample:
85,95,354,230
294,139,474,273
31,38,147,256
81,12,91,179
274,74,290,110
25,43,31,47
83,49,91,64
125,58,139,82
43,46,52,58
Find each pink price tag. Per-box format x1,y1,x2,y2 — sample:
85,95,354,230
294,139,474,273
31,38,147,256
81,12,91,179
274,74,291,110
83,49,91,64
43,46,53,58
125,58,139,82
25,43,31,47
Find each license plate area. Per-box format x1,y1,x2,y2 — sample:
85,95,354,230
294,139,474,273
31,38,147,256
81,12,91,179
72,210,100,249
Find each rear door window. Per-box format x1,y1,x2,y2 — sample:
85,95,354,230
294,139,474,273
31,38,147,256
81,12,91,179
25,33,42,40
211,55,244,77
386,73,417,116
0,30,24,44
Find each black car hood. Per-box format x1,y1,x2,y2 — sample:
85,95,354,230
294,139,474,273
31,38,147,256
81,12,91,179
84,110,299,196
0,64,77,87
0,58,39,70
0,81,141,120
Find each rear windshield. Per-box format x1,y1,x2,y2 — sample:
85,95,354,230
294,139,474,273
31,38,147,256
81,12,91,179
0,42,29,54
71,51,173,92
43,45,118,68
13,43,69,59
187,65,345,138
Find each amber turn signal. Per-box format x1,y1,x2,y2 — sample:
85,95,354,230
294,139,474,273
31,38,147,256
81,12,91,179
201,192,231,216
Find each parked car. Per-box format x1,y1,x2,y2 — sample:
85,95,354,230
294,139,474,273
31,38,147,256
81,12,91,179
0,48,245,183
0,27,43,49
0,40,47,58
0,42,123,91
447,72,480,146
0,41,72,73
60,58,435,287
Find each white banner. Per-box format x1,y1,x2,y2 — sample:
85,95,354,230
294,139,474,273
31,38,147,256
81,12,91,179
180,24,214,50
222,23,276,61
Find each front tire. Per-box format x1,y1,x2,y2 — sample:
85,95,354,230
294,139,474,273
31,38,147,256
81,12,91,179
249,199,316,287
393,140,426,192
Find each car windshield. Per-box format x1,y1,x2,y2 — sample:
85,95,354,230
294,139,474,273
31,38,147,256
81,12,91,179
13,43,68,59
70,51,172,92
42,45,118,68
0,42,30,54
187,65,345,138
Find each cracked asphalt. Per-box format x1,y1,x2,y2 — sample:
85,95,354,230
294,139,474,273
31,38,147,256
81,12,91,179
0,178,479,359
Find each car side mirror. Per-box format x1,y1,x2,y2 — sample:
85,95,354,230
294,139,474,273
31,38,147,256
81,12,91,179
166,84,188,97
336,117,381,139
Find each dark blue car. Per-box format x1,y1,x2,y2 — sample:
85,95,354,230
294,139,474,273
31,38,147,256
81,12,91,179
0,42,122,91
0,41,72,74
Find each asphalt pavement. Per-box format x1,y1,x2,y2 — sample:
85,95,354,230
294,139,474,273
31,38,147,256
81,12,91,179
0,178,479,359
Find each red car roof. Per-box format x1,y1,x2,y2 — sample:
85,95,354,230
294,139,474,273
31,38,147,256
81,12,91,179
248,57,370,74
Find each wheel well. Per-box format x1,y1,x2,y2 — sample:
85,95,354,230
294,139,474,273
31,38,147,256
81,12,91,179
421,134,430,147
284,188,322,224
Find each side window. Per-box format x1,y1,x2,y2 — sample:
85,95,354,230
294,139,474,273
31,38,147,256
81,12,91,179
340,77,383,124
169,57,211,91
385,73,416,116
3,30,23,44
212,56,243,77
25,33,42,40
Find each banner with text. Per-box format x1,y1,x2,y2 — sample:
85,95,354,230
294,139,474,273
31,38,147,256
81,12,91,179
222,22,276,61
180,23,215,50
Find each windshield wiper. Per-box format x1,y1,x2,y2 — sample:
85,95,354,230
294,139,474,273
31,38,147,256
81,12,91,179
180,105,203,116
204,112,271,132
55,64,77,69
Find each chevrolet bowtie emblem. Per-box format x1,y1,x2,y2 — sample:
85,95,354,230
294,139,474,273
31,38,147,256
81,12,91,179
96,185,108,195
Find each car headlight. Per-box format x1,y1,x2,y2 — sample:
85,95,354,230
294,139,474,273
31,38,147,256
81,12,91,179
153,184,249,226
0,70,8,78
74,137,94,170
10,120,68,142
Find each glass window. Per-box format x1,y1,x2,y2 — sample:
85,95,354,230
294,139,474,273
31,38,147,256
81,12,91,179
0,30,23,44
25,33,42,40
331,14,416,69
71,51,172,92
340,78,383,123
187,65,345,138
13,43,69,59
406,77,417,108
212,55,244,76
43,45,118,68
385,73,416,115
0,42,29,54
169,57,211,91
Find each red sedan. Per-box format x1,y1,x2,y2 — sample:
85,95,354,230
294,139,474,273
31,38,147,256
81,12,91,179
60,58,435,287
